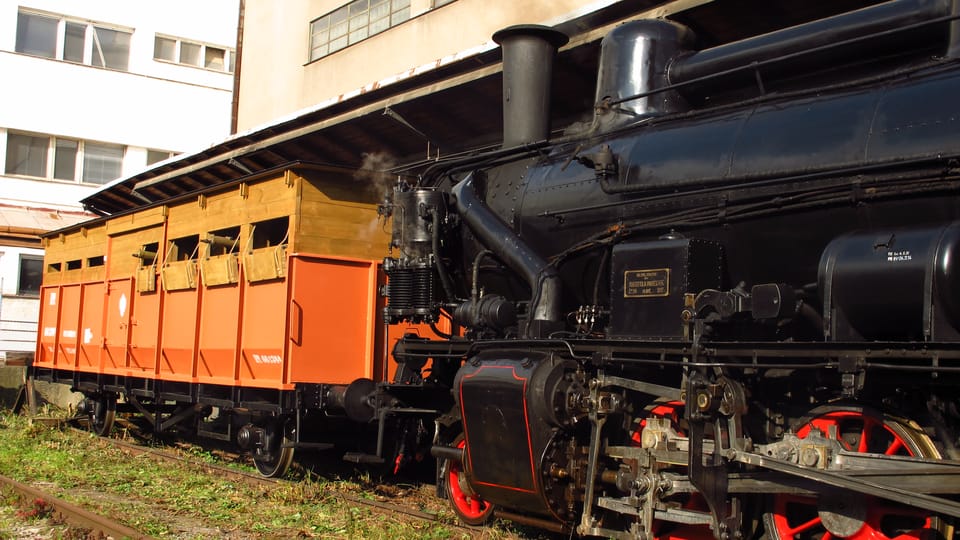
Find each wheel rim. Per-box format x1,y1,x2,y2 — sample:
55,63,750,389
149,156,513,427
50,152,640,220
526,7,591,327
252,422,294,478
769,408,939,540
446,437,493,523
88,395,116,436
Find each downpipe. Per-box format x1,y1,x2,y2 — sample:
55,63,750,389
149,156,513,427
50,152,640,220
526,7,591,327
451,172,562,337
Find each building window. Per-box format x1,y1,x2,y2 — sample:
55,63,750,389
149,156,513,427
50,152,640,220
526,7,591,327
147,149,174,166
4,133,48,177
4,131,125,186
15,10,131,71
309,0,411,61
82,142,124,184
154,34,235,73
433,0,455,6
18,256,43,296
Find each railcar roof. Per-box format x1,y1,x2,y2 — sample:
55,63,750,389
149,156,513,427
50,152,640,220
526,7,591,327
79,0,887,218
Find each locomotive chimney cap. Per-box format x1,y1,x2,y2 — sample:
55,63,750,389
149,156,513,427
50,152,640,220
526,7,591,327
493,24,569,48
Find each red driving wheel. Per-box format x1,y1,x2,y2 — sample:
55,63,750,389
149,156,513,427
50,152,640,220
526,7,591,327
766,408,941,540
445,436,494,525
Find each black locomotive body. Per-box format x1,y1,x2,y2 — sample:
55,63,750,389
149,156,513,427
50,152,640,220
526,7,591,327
381,1,960,538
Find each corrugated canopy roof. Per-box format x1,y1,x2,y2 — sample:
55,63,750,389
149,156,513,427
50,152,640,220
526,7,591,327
79,0,888,218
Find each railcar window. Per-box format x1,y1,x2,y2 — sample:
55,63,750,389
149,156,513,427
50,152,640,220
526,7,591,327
205,226,240,257
168,235,200,262
250,217,289,249
137,242,159,267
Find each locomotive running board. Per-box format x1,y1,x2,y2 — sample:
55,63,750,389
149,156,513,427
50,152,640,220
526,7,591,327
731,449,960,517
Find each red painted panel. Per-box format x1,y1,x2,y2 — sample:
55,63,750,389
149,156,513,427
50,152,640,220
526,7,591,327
103,279,134,375
159,288,199,381
77,282,105,372
287,256,377,385
55,285,82,369
35,286,61,368
197,284,241,385
239,279,287,388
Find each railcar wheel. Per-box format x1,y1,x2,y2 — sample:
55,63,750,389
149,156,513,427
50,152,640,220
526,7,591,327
764,406,943,540
251,422,295,478
83,394,116,436
443,435,494,526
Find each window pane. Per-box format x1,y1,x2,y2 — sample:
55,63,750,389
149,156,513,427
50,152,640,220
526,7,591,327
5,133,48,177
15,12,58,58
154,36,176,61
349,0,369,16
180,41,201,66
391,7,410,26
54,139,78,180
18,256,43,296
64,22,86,63
92,27,130,70
205,46,225,70
329,36,347,53
370,17,389,35
82,142,124,184
146,149,171,165
371,0,389,20
310,43,328,60
228,50,235,72
349,28,368,44
330,21,347,39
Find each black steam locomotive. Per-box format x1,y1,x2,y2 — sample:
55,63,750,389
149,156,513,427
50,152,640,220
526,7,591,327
377,0,960,538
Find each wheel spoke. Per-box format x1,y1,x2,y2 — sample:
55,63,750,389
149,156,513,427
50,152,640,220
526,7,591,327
858,422,872,453
784,515,822,536
885,437,904,455
768,408,940,540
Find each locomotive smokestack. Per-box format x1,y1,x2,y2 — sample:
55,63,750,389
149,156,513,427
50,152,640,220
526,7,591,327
493,25,568,148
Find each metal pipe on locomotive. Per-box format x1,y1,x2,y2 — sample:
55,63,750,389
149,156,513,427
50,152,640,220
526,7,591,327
380,0,960,537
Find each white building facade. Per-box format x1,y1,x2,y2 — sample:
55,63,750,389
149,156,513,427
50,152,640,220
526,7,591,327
0,0,239,359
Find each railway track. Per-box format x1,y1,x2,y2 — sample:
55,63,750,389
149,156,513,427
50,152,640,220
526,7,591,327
62,419,487,538
0,471,151,539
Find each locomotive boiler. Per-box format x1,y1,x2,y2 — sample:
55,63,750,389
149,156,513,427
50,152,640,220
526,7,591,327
381,0,960,538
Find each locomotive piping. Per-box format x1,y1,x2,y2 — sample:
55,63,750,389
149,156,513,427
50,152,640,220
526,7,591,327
451,173,561,336
667,0,956,94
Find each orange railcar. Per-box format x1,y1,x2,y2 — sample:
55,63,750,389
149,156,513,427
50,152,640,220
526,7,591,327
33,165,445,476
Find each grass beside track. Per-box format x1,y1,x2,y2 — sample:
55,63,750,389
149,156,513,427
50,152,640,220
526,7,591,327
0,409,525,539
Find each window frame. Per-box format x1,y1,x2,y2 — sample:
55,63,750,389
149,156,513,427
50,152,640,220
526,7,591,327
17,255,44,297
153,33,236,74
4,130,126,186
308,0,411,62
14,9,132,71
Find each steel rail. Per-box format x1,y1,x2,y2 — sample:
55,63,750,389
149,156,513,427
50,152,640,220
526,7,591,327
69,425,483,537
0,472,151,539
